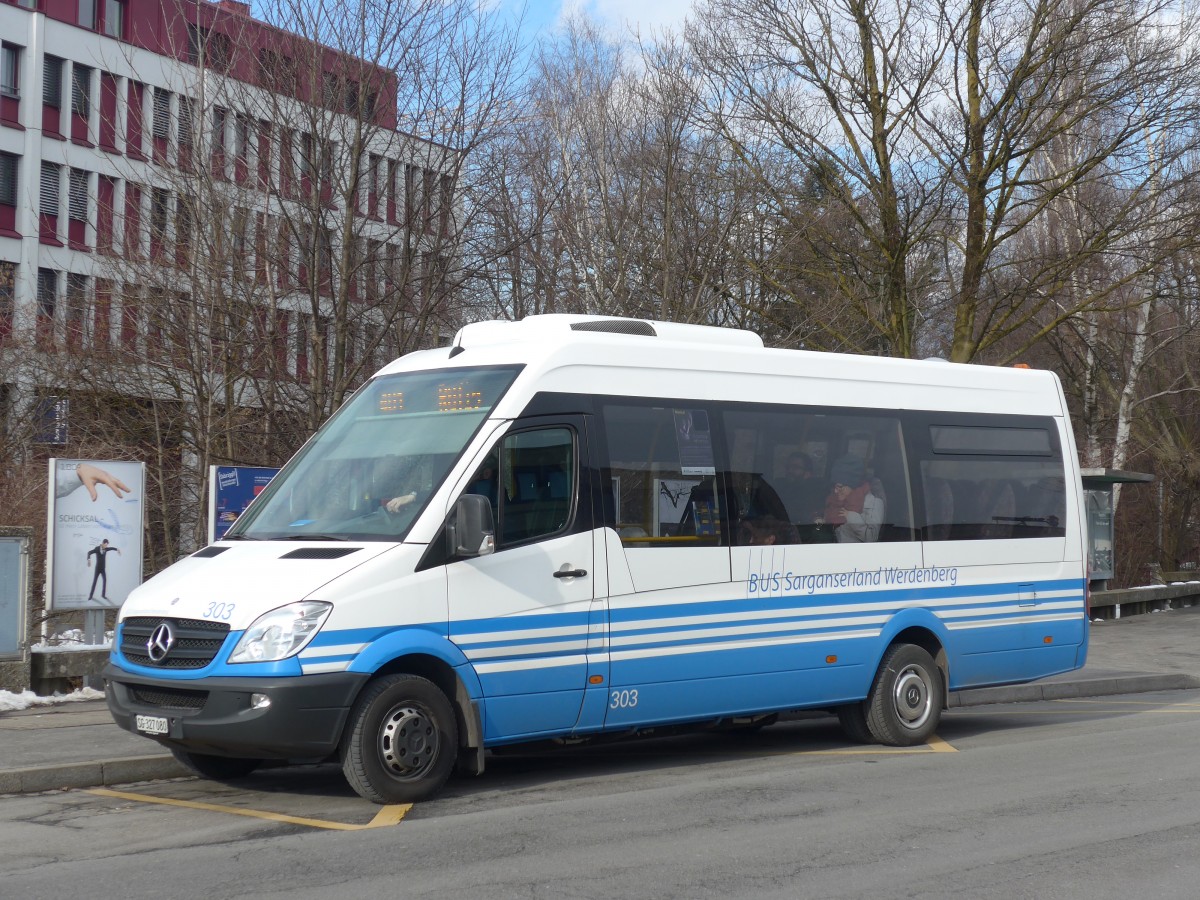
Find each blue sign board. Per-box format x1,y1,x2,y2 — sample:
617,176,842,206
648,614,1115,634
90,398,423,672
211,466,278,540
35,397,69,445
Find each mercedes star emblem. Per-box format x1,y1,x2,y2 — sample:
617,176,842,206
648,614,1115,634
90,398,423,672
147,623,176,663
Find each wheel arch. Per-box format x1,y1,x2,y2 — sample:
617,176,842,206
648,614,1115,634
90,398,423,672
357,652,485,776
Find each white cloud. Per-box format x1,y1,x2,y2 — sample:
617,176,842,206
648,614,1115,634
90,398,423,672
556,0,696,38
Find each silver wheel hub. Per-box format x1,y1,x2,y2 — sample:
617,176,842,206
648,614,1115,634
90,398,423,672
893,665,932,730
379,704,438,777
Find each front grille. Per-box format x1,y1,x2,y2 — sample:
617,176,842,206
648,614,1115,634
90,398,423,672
121,617,230,669
129,684,209,710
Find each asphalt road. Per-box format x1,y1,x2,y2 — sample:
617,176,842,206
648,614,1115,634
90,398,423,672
4,689,1200,900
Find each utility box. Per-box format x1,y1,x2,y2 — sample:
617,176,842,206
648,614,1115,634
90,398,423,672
0,526,33,693
1080,468,1153,590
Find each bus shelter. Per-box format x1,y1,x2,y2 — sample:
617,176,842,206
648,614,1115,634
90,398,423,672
1079,468,1154,590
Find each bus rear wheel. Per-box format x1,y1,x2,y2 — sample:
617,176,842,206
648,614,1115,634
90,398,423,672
341,673,458,804
863,643,942,746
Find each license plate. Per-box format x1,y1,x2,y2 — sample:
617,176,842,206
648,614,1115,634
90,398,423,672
135,714,169,735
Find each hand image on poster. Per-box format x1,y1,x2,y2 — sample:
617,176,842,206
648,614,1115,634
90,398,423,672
57,462,132,502
49,459,145,611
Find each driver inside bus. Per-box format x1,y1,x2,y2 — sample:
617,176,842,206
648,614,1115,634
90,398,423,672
377,456,423,516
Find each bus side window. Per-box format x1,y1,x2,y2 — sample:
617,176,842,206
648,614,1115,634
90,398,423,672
601,403,725,547
496,427,576,546
916,420,1065,541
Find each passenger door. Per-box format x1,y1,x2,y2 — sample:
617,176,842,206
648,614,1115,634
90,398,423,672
447,416,603,742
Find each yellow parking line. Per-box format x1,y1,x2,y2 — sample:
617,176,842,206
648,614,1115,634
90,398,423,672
925,734,958,752
84,787,411,831
772,734,956,757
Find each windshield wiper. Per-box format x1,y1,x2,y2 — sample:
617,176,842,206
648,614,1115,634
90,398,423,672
221,533,259,541
281,533,349,541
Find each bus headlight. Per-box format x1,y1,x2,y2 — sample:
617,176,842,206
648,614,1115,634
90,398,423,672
228,601,332,663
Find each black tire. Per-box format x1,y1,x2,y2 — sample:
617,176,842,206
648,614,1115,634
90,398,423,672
341,674,458,804
864,643,943,746
170,749,262,781
836,703,873,744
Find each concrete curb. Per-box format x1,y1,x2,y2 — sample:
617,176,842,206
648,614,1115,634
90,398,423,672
0,754,187,795
948,672,1200,707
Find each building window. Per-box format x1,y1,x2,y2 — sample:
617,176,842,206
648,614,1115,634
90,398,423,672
212,106,227,176
96,174,115,253
68,169,88,221
175,195,192,266
188,24,231,71
71,64,92,118
78,0,96,30
0,261,14,346
120,284,139,351
298,131,314,185
178,96,193,146
152,88,170,139
322,72,339,108
103,0,125,38
150,187,169,240
67,169,88,249
37,268,56,347
126,80,145,158
65,272,87,348
186,23,201,64
43,56,62,108
93,278,112,349
0,153,16,206
278,128,293,195
344,80,360,114
40,162,59,216
124,182,142,257
1,44,19,99
234,114,250,181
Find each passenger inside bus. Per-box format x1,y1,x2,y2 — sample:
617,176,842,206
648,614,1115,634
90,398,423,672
773,451,826,529
818,455,885,543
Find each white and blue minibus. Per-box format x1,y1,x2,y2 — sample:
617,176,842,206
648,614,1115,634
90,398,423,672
105,315,1089,803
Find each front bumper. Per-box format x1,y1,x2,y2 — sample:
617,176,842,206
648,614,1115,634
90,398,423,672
104,664,370,760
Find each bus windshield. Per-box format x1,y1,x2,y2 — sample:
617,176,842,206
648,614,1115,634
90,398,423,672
229,365,522,541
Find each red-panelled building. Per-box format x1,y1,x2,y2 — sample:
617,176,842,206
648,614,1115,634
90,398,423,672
0,0,452,394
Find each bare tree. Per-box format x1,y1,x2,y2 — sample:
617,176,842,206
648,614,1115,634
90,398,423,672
46,0,520,556
687,0,1200,362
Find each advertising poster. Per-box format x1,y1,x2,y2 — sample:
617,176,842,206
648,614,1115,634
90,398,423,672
48,459,145,610
209,465,278,542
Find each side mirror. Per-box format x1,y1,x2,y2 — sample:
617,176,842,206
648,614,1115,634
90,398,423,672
448,493,495,558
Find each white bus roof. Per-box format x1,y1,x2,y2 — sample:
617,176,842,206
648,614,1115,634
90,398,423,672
376,315,1065,418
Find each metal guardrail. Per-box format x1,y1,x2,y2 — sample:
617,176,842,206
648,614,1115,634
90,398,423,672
1089,582,1200,620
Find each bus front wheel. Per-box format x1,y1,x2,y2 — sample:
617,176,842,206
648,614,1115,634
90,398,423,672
863,643,942,746
341,673,459,804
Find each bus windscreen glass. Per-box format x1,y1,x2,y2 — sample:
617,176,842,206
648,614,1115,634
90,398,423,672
228,366,521,541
